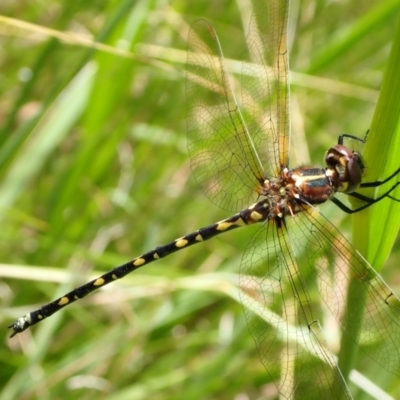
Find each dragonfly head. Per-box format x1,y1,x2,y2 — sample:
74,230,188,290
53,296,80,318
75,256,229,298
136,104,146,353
325,144,365,193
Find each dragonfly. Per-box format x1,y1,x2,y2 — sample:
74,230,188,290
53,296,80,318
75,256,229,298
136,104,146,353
9,1,400,398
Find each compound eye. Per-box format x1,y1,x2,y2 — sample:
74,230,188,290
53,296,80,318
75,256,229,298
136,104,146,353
344,155,363,193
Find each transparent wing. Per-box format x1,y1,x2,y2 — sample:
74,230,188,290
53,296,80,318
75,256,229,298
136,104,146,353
240,221,352,399
240,205,400,398
290,207,400,375
241,0,290,177
186,20,266,212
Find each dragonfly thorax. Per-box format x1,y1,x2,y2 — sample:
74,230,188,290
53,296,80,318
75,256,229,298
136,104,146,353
253,143,367,224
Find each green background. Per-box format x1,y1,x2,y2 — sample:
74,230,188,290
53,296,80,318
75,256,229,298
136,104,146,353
1,0,399,399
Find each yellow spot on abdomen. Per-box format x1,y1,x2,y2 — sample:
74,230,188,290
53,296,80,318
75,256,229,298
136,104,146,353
58,297,69,306
250,211,263,221
217,217,245,231
216,221,233,231
195,234,203,241
94,278,105,286
175,239,188,248
153,253,160,259
134,258,145,266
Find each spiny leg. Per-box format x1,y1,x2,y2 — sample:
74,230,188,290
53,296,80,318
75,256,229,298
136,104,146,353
332,171,400,214
359,166,400,189
338,132,369,146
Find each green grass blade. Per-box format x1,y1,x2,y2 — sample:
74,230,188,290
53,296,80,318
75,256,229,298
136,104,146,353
338,15,400,384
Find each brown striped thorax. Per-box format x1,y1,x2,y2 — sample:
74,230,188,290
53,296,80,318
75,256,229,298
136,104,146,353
250,143,367,222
